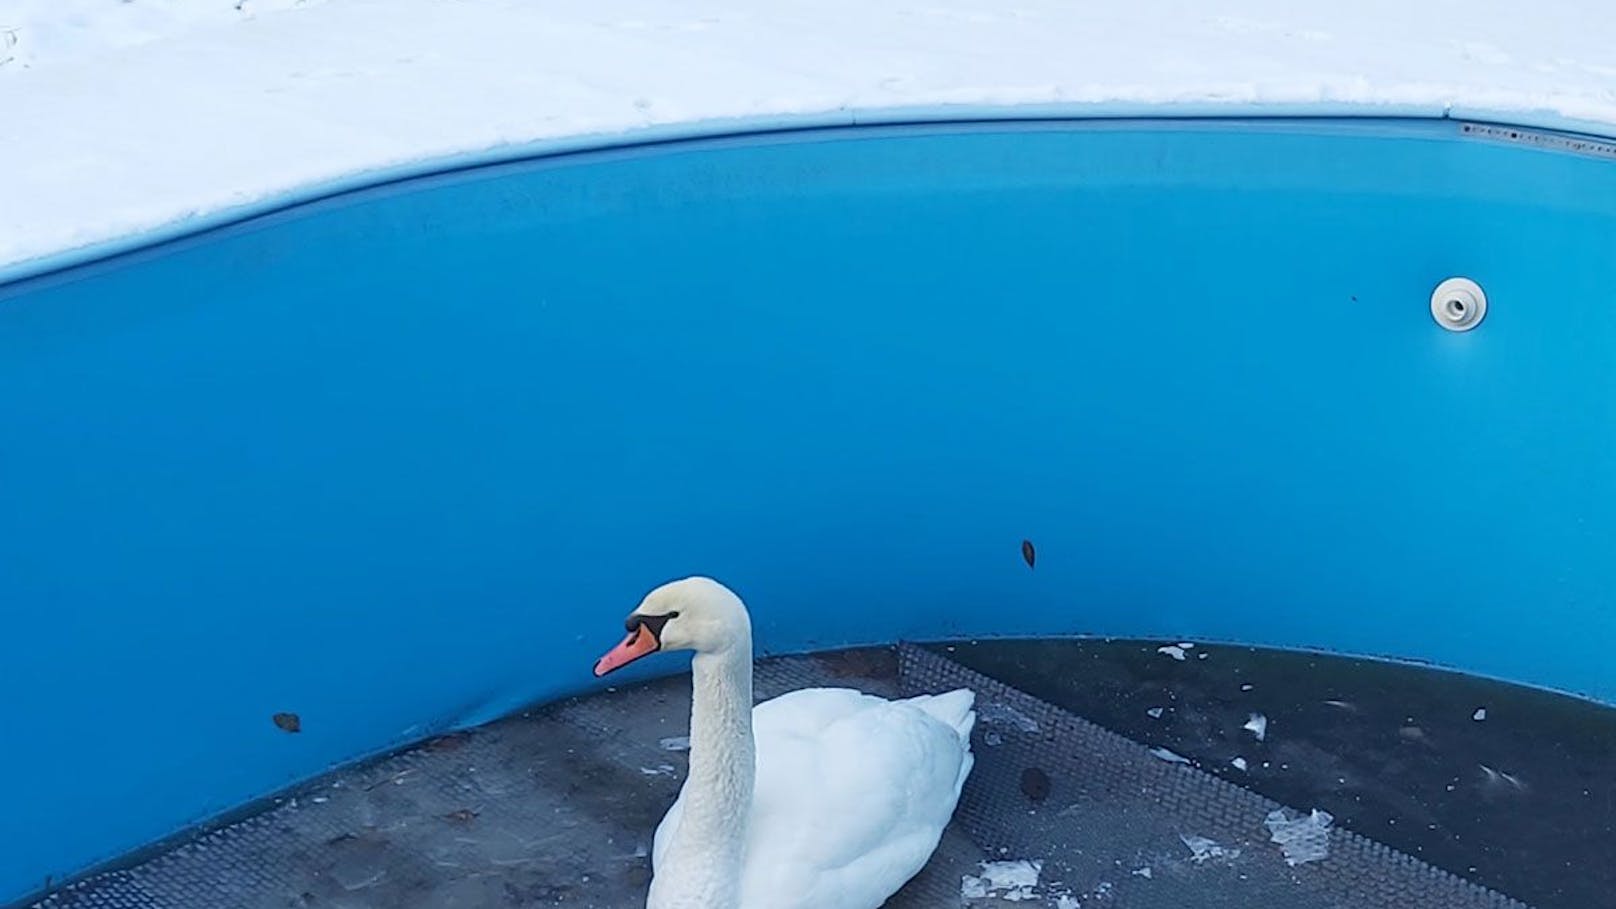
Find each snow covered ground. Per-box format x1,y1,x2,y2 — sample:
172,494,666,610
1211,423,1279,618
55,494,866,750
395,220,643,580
2,0,1614,275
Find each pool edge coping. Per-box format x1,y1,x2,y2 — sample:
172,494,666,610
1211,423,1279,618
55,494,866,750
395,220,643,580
4,101,1614,289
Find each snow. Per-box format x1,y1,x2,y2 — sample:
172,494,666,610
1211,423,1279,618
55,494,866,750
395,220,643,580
2,0,1615,275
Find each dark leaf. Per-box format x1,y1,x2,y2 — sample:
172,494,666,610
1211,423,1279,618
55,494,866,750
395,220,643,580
1021,539,1036,570
424,732,471,752
1020,766,1052,802
272,712,302,734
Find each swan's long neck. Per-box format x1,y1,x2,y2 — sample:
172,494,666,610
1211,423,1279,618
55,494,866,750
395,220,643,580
652,641,755,908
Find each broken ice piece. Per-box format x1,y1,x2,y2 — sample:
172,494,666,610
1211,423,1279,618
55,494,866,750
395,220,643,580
1131,866,1153,878
1244,712,1268,741
1230,756,1248,771
1179,834,1239,863
1147,706,1164,719
1472,708,1487,721
1264,808,1334,866
659,736,691,751
962,860,1041,902
980,702,1041,733
1479,764,1524,790
1149,747,1190,764
1177,642,1196,649
1240,683,1254,691
981,860,1040,889
1156,645,1187,661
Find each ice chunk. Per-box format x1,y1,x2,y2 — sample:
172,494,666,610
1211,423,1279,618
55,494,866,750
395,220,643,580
980,702,1041,733
981,860,1040,889
1472,708,1487,721
1157,645,1187,661
1150,747,1190,764
1479,764,1525,790
1243,712,1267,741
1146,706,1164,719
1264,808,1334,866
1230,756,1248,771
962,860,1041,901
658,736,690,751
1179,834,1240,863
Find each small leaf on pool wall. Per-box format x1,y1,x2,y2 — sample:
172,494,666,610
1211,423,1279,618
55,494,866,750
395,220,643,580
1021,539,1036,570
272,712,302,734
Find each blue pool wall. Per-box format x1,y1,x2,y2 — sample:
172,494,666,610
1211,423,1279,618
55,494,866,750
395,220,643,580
3,116,1615,903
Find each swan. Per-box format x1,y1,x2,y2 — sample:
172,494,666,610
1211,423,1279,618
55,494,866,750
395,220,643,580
592,576,976,909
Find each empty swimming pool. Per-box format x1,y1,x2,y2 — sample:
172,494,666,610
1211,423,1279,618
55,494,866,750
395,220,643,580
3,117,1615,908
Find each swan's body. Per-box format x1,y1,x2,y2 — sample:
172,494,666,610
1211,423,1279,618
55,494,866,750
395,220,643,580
652,684,975,909
593,578,975,909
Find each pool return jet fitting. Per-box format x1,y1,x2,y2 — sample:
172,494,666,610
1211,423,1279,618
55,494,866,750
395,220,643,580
1431,277,1487,331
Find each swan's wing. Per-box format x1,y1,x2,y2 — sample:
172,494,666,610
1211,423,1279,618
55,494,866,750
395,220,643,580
738,689,972,908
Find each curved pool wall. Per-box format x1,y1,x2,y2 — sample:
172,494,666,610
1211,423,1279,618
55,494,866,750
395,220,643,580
2,116,1615,901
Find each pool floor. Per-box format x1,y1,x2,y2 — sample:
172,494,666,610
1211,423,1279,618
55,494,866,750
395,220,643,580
32,640,1610,909
946,639,1616,909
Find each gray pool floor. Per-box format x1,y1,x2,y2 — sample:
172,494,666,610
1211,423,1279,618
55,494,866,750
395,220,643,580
34,645,1534,909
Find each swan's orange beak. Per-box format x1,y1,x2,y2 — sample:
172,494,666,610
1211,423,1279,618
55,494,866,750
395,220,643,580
594,625,660,677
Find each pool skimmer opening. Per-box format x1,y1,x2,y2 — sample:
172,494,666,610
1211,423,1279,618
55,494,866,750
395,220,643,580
1432,277,1487,331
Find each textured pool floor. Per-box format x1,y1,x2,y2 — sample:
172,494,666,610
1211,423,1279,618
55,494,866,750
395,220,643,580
33,645,1542,909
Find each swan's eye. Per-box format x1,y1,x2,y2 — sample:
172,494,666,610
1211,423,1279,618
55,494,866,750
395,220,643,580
666,611,680,619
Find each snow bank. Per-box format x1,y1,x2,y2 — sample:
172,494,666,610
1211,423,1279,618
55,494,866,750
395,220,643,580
2,0,1613,274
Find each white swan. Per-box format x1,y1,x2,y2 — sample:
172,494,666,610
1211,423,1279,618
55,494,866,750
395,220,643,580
593,577,976,909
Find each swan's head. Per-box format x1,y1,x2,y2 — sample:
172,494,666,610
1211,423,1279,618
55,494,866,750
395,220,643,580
593,576,752,677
